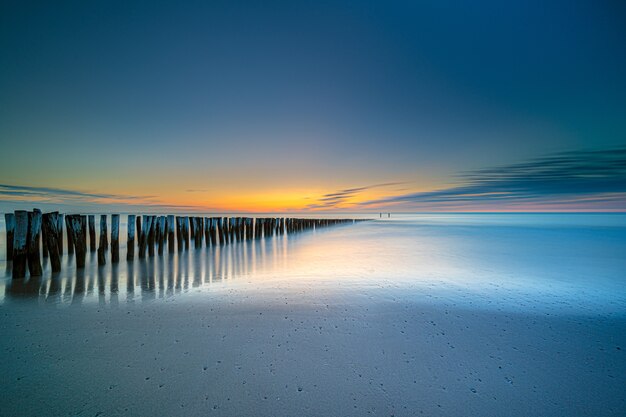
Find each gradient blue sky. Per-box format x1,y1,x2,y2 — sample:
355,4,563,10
1,0,625,212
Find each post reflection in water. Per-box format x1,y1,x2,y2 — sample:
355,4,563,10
0,233,294,306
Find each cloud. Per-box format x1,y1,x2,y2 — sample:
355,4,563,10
0,184,155,202
305,182,405,209
358,148,626,210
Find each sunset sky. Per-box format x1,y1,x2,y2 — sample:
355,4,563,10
1,1,625,213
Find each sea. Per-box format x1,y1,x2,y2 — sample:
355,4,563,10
1,213,625,315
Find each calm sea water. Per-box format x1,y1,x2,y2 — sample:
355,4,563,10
1,213,625,313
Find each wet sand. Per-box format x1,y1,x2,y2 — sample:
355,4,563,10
1,280,624,417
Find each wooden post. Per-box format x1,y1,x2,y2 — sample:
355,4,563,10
80,215,87,251
255,218,263,239
138,215,152,258
158,216,166,255
111,214,120,263
204,217,210,246
155,216,161,246
232,217,238,241
246,217,253,240
148,215,156,257
4,213,15,261
215,218,222,245
210,217,218,245
12,211,28,278
42,223,48,258
167,215,175,253
183,216,190,250
57,214,64,255
42,212,61,272
27,209,43,276
265,218,271,238
229,217,236,242
194,217,203,248
98,215,108,265
241,217,246,240
228,217,234,241
136,215,142,248
196,216,202,243
65,215,75,255
236,217,243,241
175,216,183,252
67,215,86,268
223,217,229,243
88,215,96,252
163,216,168,246
127,215,136,261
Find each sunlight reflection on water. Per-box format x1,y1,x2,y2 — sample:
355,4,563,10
1,214,625,313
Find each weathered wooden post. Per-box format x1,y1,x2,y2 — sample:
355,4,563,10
81,215,87,243
163,216,168,245
231,217,238,241
189,217,195,246
183,216,190,250
56,214,64,255
136,215,142,248
214,217,222,245
98,215,108,265
194,217,203,248
167,215,175,253
12,211,28,278
26,209,43,276
210,217,218,245
138,215,152,258
223,217,230,244
189,217,196,242
246,217,254,240
255,218,263,239
65,215,75,255
236,217,243,241
175,216,183,252
4,213,15,261
229,217,236,241
111,214,120,263
42,224,48,258
67,215,87,268
203,217,211,246
127,215,136,260
265,217,272,237
157,216,166,255
198,217,204,247
148,215,156,257
222,217,228,243
42,212,61,272
88,215,96,252
229,217,236,242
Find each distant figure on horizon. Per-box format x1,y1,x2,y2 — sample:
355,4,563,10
388,213,390,218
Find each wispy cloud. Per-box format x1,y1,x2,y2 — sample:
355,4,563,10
0,184,153,202
305,182,405,209
0,184,227,213
357,149,626,211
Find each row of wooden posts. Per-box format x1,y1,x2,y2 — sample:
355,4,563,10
4,211,362,278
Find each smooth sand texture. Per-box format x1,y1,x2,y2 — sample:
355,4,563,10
1,281,624,417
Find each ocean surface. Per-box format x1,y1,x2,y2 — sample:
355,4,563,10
1,213,625,315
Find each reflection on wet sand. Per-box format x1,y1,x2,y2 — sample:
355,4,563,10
1,234,292,306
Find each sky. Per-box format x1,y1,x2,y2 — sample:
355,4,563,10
1,0,625,213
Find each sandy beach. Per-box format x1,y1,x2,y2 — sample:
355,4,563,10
2,280,625,417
